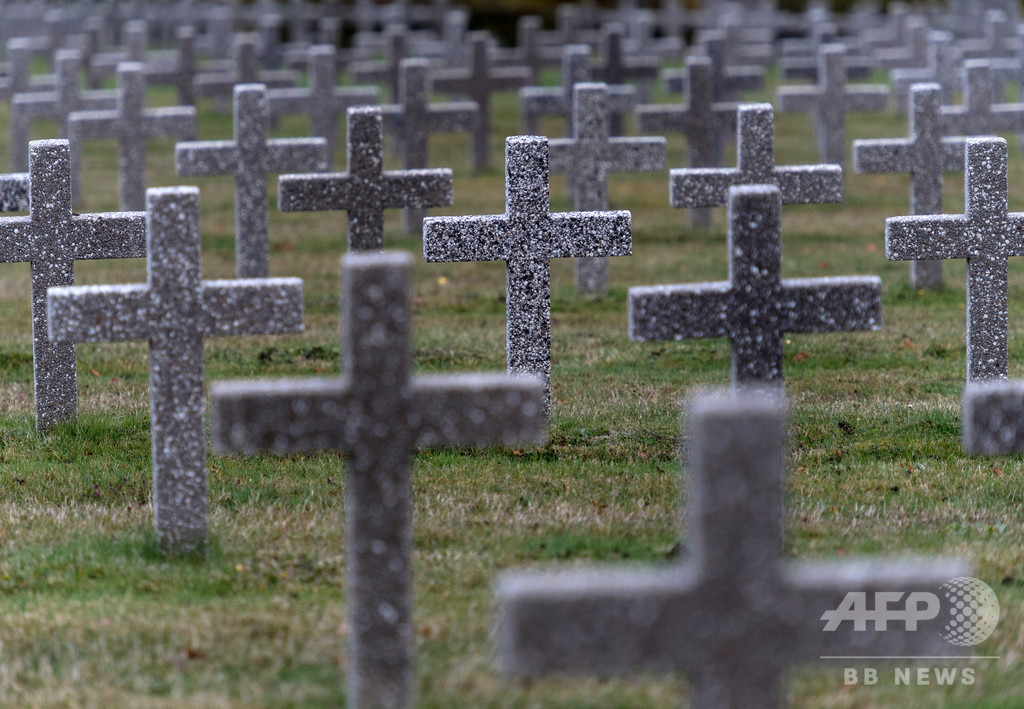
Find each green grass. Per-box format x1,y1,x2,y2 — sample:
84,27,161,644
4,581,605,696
0,56,1019,708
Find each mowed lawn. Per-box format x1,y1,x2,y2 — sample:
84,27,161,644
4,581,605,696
0,57,1018,707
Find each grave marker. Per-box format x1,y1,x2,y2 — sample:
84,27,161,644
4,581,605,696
212,250,545,709
48,186,304,553
194,33,298,110
279,106,452,251
630,185,881,386
940,60,1024,137
424,135,631,413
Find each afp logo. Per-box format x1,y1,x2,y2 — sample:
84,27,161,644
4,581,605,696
821,576,999,646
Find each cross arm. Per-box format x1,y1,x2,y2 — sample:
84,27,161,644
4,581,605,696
427,101,477,133
175,140,240,176
11,94,57,120
886,214,969,261
193,73,235,97
0,216,35,262
70,211,147,260
0,173,29,212
629,282,731,341
266,138,329,173
411,373,546,448
429,71,468,95
490,68,532,92
211,377,355,454
846,87,889,112
199,277,304,337
266,88,311,119
546,139,577,175
724,66,765,93
634,104,686,134
963,379,1024,454
939,138,966,172
423,214,510,262
781,276,883,334
257,70,298,90
774,165,844,204
853,138,912,174
608,138,666,173
67,109,117,140
519,87,566,116
379,103,404,136
278,172,354,211
670,168,739,208
776,86,820,113
546,211,631,259
989,106,1024,133
47,283,152,343
142,106,196,138
384,169,453,208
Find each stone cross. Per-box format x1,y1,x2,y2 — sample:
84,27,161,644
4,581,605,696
48,186,304,553
381,58,476,232
194,33,298,110
520,44,636,137
279,106,452,251
677,29,765,102
891,30,960,112
10,48,116,174
777,43,889,165
350,24,408,102
0,140,145,432
886,137,1024,383
497,389,969,706
513,15,561,84
636,56,737,229
854,83,965,290
68,62,196,212
176,83,328,279
266,44,379,168
592,22,659,107
940,60,1024,137
669,103,843,210
423,135,632,414
963,380,1024,453
87,19,148,87
551,83,664,294
140,25,201,106
211,250,545,709
630,185,881,386
430,32,531,171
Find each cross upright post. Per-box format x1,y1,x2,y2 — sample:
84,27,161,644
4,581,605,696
0,140,140,432
48,186,305,553
68,62,196,211
267,44,380,167
777,43,889,165
430,32,531,171
855,83,966,289
887,137,1024,383
381,58,477,232
498,390,969,707
424,135,632,414
211,250,546,709
176,83,328,278
630,185,881,386
551,83,664,294
940,60,1024,137
669,103,843,209
279,106,452,251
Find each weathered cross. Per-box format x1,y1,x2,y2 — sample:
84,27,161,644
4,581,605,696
424,135,631,414
668,103,842,210
267,44,380,167
887,137,1024,383
891,30,959,112
592,22,659,120
0,140,126,433
940,60,1024,137
48,186,304,553
854,83,965,290
430,32,531,171
176,83,328,278
777,43,889,165
550,83,664,294
630,185,881,386
381,58,476,232
211,250,546,709
636,55,738,229
68,62,196,211
498,390,969,706
279,106,452,251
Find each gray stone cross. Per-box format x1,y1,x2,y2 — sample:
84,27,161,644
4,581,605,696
854,83,966,290
886,137,1024,383
630,185,881,386
669,29,764,102
520,44,636,137
551,83,664,295
176,83,328,279
10,48,117,174
592,22,659,111
891,30,960,112
940,60,1024,137
279,106,452,251
636,55,738,229
68,62,196,212
430,32,531,171
349,24,408,102
669,103,843,210
381,58,476,232
211,250,545,709
424,135,632,414
0,140,135,432
498,389,968,707
194,33,298,111
48,186,304,553
777,43,889,165
267,44,380,168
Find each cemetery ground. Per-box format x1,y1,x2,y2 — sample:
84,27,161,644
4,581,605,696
0,68,1020,707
